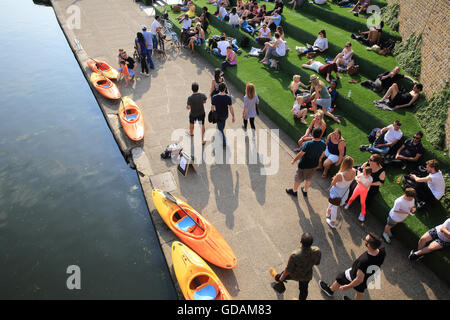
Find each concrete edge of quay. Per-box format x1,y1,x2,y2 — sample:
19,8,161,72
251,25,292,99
50,0,183,300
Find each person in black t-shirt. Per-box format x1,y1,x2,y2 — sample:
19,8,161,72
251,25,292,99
286,127,326,198
211,82,235,147
361,66,415,93
187,82,207,144
118,51,137,77
319,233,386,300
385,131,425,169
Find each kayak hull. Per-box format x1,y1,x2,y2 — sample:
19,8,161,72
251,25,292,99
90,73,121,100
86,58,119,79
119,96,145,141
152,189,237,269
172,241,232,300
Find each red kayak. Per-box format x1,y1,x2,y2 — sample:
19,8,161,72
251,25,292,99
119,97,145,141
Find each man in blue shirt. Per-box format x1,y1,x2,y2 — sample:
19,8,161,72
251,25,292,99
264,9,282,32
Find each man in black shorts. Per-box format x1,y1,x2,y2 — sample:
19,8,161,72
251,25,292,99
186,82,207,144
319,233,386,300
286,127,326,197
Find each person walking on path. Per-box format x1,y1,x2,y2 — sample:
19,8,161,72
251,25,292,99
269,233,321,300
319,232,386,300
326,156,356,229
382,188,416,244
242,82,259,134
286,127,326,198
186,82,207,145
211,82,235,147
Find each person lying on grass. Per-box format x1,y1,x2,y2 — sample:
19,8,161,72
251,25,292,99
259,32,286,64
291,95,308,124
302,59,342,83
361,66,416,93
289,75,309,98
375,82,423,110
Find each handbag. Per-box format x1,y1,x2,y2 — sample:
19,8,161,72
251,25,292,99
328,197,342,206
348,65,360,75
208,110,218,124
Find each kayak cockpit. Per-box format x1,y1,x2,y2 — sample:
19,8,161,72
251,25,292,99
190,275,218,300
172,209,205,237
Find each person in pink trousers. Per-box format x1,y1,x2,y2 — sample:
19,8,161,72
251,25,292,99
344,167,373,222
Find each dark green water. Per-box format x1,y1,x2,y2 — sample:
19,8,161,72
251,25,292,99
0,1,176,299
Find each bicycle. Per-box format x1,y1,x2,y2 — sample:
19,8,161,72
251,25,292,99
158,11,181,51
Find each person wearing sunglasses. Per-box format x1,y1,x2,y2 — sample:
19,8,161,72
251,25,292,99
319,232,385,300
360,120,403,156
384,131,425,170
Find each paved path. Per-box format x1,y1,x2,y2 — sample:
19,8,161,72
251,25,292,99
51,0,449,300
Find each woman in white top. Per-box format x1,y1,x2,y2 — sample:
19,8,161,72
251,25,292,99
333,42,354,67
302,30,328,55
228,7,240,27
326,156,356,228
256,23,271,45
259,32,286,64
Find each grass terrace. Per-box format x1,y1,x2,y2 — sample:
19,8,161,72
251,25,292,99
155,0,450,285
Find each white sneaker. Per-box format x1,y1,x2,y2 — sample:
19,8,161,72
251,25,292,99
344,204,349,210
326,218,336,229
358,213,365,222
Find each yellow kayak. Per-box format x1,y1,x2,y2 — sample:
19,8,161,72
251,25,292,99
86,58,119,80
172,241,232,300
152,189,237,269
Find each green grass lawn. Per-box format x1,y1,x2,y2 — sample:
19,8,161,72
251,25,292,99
157,1,450,284
292,0,401,41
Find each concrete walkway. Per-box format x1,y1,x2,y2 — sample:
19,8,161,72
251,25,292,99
51,0,449,300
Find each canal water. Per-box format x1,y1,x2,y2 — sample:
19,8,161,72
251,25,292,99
0,1,176,299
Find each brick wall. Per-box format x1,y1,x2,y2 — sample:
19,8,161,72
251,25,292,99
386,0,449,97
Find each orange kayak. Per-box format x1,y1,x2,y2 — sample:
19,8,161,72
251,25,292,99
119,96,145,141
172,241,232,300
90,73,121,100
152,189,237,269
86,58,119,79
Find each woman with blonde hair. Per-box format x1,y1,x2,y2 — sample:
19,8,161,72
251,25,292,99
326,156,356,228
295,110,326,151
309,75,340,123
289,75,309,98
243,82,259,132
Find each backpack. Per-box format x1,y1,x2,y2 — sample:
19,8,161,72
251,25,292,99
240,36,250,48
